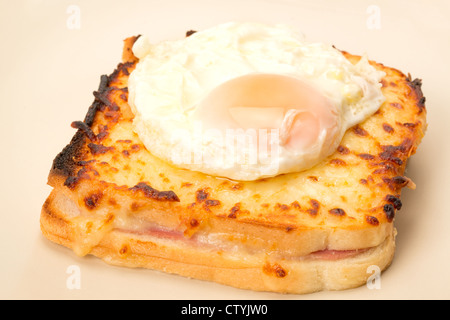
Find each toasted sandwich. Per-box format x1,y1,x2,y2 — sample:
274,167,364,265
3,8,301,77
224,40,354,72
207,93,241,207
40,27,427,294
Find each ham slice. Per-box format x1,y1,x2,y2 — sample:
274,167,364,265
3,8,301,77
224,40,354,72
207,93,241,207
116,224,371,261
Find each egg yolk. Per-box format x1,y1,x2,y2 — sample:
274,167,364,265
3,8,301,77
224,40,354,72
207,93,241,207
198,73,340,152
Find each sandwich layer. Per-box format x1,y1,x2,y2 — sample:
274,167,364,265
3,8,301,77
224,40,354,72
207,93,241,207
41,187,395,294
40,34,427,294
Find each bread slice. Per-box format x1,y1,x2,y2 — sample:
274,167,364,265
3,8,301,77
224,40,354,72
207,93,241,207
40,35,427,294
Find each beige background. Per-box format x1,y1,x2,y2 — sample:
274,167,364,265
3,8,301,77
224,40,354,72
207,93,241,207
1,0,449,300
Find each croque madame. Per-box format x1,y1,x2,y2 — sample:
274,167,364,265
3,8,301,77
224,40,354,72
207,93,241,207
40,31,427,294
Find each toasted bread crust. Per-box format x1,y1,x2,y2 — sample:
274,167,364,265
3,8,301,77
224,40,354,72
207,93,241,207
41,35,427,294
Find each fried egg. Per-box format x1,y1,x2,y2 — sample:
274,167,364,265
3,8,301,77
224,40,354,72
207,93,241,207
128,22,385,181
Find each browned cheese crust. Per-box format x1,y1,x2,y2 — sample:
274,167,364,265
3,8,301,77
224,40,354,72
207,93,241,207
40,35,427,294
